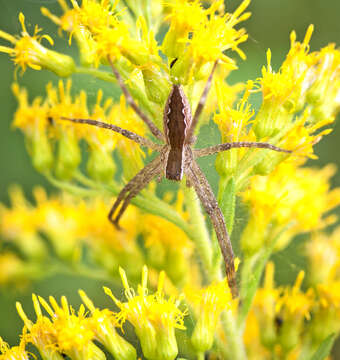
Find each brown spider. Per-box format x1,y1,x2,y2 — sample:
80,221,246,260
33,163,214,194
62,59,290,297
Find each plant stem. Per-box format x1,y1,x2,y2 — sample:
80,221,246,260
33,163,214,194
217,176,236,236
183,185,213,281
75,66,116,83
221,310,247,360
196,352,205,360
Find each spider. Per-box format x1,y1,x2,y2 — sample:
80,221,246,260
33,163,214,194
61,59,290,297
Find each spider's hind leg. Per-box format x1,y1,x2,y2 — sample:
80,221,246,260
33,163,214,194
108,156,163,229
185,158,238,297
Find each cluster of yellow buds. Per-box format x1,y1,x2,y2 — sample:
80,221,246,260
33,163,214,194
0,0,340,359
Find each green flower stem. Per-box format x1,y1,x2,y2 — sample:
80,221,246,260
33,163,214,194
75,66,116,83
217,176,236,237
46,261,121,285
196,353,205,360
237,223,294,330
142,0,152,28
75,65,159,122
221,310,247,360
46,175,101,197
238,250,264,328
183,185,213,281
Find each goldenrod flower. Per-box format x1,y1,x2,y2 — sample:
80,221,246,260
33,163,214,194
276,272,314,352
311,282,340,342
253,262,281,348
142,193,193,284
104,266,187,360
1,1,340,358
253,25,339,141
17,294,105,360
0,186,46,259
0,13,74,76
307,44,340,122
241,163,340,254
185,279,233,352
214,82,256,176
79,290,137,360
0,253,28,287
0,337,29,360
305,227,340,285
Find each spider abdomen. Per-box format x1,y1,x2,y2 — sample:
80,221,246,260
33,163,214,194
163,84,192,181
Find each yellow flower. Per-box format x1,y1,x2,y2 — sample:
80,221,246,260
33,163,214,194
252,262,281,349
187,0,250,65
306,227,340,285
185,279,234,352
0,13,75,76
275,272,314,353
0,337,29,360
0,253,27,287
310,281,340,344
241,162,340,254
17,294,105,360
0,186,46,259
277,271,314,320
104,266,187,360
307,44,340,122
79,290,137,360
214,81,256,176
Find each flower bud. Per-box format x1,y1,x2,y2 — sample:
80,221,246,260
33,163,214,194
55,132,81,180
87,148,115,183
241,217,267,256
29,131,54,173
35,47,76,77
253,104,291,140
215,150,237,178
191,316,214,352
142,66,171,105
156,328,178,360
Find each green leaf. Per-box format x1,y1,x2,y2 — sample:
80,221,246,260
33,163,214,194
218,177,236,235
309,333,336,360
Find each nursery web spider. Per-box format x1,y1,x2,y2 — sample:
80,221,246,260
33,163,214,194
61,59,290,297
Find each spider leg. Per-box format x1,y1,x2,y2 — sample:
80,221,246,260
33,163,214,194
185,157,238,297
186,61,218,144
59,117,161,151
108,155,163,229
108,57,165,142
194,141,291,158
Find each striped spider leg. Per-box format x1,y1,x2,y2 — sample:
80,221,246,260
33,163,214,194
61,59,290,297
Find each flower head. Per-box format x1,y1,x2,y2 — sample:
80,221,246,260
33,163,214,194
0,13,74,75
185,278,234,352
17,294,104,360
104,266,187,360
0,337,29,360
241,162,340,254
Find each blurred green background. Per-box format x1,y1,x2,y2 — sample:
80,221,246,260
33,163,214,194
0,0,340,356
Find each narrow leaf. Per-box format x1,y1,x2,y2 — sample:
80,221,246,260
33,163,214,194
309,333,336,360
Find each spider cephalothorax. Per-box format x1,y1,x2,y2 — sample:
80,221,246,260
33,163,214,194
62,59,290,297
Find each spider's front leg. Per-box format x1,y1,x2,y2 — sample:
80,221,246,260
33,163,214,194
108,155,163,229
184,150,238,297
195,141,291,158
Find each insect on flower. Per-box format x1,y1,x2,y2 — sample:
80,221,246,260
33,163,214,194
60,58,290,297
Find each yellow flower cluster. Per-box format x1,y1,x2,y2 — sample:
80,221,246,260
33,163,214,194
11,267,186,360
246,264,315,358
0,186,193,286
12,80,147,179
0,0,340,359
241,162,340,254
